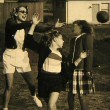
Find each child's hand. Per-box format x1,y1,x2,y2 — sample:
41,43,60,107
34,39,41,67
32,13,40,25
55,18,65,28
80,51,87,59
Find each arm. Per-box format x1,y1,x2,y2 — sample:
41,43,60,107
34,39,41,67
34,23,54,33
24,14,41,53
28,14,40,35
83,34,93,72
66,51,87,73
74,51,87,67
74,58,82,67
34,18,64,33
6,17,64,33
6,18,50,33
6,18,32,31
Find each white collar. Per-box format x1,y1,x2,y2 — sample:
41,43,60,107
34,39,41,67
75,33,86,40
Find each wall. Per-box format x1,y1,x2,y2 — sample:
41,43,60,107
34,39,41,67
66,1,110,24
0,2,43,25
53,1,66,22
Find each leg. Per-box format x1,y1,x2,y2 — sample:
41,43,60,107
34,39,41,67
3,74,14,110
21,72,42,107
78,93,88,110
48,92,59,110
43,98,49,110
21,72,36,96
68,91,75,110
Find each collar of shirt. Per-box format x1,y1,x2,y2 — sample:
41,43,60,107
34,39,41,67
75,33,86,41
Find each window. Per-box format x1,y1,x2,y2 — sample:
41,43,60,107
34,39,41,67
101,3,109,13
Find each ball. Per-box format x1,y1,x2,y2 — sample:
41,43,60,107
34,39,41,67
96,11,109,23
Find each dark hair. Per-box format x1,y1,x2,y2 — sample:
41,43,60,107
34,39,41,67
73,20,92,34
16,6,28,12
10,6,28,20
43,30,61,46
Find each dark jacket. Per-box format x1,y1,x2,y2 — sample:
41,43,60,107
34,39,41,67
5,18,53,49
68,33,93,72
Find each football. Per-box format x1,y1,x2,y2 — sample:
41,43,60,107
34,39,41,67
96,11,109,23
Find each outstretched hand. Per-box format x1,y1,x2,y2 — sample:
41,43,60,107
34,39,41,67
32,13,40,25
55,18,65,28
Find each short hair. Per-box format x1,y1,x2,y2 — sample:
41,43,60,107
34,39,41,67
42,30,61,46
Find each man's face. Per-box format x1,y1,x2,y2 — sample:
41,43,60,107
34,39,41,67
16,7,28,22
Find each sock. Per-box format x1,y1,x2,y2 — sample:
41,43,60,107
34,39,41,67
3,108,8,110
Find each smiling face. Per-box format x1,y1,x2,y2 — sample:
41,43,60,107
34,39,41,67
16,7,28,23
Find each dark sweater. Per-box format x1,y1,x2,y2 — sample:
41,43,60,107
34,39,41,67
5,18,53,49
68,34,93,72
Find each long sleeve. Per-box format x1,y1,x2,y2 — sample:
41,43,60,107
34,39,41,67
24,34,40,53
6,18,32,32
34,22,54,33
83,34,93,72
6,18,54,34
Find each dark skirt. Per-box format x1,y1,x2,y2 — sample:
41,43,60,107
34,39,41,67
69,70,95,94
38,70,62,98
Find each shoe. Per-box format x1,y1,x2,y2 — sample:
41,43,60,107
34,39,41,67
33,96,43,108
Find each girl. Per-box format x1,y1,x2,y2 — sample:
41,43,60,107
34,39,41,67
26,25,88,110
68,20,94,110
2,5,50,110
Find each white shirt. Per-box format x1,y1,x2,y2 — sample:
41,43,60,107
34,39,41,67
3,29,29,67
43,48,62,73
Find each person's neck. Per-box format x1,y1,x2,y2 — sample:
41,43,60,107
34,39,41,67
49,42,58,52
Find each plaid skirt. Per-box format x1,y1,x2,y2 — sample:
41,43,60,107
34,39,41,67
69,70,95,94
